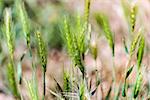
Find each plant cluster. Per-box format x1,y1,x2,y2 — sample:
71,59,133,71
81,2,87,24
0,0,148,100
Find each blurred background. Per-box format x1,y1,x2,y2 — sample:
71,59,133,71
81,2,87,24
0,0,150,99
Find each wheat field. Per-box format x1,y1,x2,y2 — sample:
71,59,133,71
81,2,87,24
0,0,150,100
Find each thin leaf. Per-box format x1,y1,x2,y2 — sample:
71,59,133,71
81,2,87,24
122,82,126,97
133,72,142,98
17,52,26,84
125,65,134,79
123,37,129,54
63,71,71,92
105,85,112,100
137,35,145,70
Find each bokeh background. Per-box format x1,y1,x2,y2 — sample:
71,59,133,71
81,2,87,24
0,0,150,99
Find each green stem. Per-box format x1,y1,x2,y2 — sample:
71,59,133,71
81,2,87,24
43,68,46,98
112,56,116,83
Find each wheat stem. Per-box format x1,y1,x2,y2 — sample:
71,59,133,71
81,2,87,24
35,31,47,98
43,68,46,96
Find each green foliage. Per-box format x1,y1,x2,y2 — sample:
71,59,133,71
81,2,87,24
4,8,20,99
63,71,71,92
16,0,31,48
17,52,25,84
84,0,91,26
130,4,138,32
0,0,148,99
63,17,85,76
35,31,47,71
4,8,14,60
121,0,138,33
79,82,85,100
122,65,134,97
122,82,127,97
7,61,20,99
0,0,4,18
25,72,39,100
35,31,47,96
62,0,91,77
129,31,141,57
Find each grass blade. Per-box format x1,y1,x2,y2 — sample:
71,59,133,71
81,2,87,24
133,72,142,98
125,65,134,79
137,35,145,70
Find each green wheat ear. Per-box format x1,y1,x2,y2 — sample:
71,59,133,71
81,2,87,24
75,15,91,60
35,31,47,97
129,30,141,57
63,17,85,76
16,0,30,48
84,0,90,26
35,31,47,71
4,8,20,99
4,8,14,60
63,71,71,92
130,4,138,32
95,13,115,57
137,35,145,70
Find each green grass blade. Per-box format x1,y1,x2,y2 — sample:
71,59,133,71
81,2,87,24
137,35,145,70
133,72,142,98
125,65,134,79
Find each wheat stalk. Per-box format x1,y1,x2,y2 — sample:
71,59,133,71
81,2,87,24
4,8,14,60
63,71,71,92
129,31,141,58
16,0,30,49
95,13,114,57
95,13,116,89
4,8,20,99
7,61,20,98
122,65,134,97
63,17,85,77
35,31,47,97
